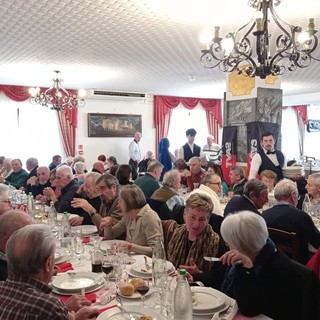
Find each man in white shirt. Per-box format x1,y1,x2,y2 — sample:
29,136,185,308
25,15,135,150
128,132,142,180
178,128,201,162
248,131,285,182
203,134,221,164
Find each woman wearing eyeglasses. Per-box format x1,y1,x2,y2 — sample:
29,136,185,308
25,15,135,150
188,173,224,216
0,185,11,216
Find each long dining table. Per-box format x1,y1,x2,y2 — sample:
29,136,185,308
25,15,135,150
52,236,272,320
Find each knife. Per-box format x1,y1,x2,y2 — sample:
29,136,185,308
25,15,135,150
144,256,151,270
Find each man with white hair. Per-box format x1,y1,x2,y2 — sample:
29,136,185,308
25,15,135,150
26,166,51,198
43,165,78,212
0,224,99,319
186,157,206,191
0,158,12,179
0,185,11,216
262,179,320,264
203,134,221,164
128,132,142,180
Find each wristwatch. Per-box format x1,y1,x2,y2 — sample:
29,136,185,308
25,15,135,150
90,211,97,217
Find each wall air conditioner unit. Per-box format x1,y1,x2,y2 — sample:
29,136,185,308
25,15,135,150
87,89,147,100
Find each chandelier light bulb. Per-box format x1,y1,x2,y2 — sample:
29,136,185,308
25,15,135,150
200,29,213,51
78,88,86,98
255,11,264,32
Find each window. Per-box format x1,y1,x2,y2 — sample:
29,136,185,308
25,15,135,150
0,94,63,166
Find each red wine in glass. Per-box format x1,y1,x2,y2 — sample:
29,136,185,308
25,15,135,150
91,262,102,273
102,263,113,275
137,285,149,296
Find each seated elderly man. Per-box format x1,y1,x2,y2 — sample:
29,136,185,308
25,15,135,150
0,159,28,189
0,185,11,216
0,224,99,319
305,172,320,212
186,156,206,191
166,193,225,275
263,179,320,264
69,172,102,226
0,158,12,179
26,166,51,199
217,211,319,319
43,165,79,213
188,173,224,216
49,154,62,171
25,157,39,183
134,160,163,198
228,165,247,196
91,161,105,174
224,179,269,217
100,185,163,256
0,210,34,280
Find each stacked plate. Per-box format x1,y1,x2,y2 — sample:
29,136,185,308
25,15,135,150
71,225,98,236
57,213,79,221
97,305,163,320
282,166,304,178
127,257,174,279
51,271,104,295
191,287,231,316
54,248,70,264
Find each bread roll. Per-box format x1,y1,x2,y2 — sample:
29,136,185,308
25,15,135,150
119,282,134,296
130,278,146,291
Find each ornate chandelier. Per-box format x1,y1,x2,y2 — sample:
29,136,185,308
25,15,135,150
29,70,86,111
200,0,319,79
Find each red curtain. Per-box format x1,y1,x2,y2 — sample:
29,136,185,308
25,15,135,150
0,84,78,157
154,95,222,156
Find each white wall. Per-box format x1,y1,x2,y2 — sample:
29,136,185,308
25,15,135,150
76,97,155,169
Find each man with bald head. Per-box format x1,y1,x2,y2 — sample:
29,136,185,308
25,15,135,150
43,165,79,212
0,210,33,280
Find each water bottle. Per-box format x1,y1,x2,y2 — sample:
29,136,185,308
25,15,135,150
47,201,57,226
152,235,166,287
61,211,71,237
173,269,193,320
27,192,35,216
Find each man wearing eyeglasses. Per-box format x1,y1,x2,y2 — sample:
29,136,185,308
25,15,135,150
188,173,224,216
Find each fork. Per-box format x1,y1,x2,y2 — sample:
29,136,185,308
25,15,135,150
144,255,151,270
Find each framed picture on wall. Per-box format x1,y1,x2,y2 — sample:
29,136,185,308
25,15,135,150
88,113,142,137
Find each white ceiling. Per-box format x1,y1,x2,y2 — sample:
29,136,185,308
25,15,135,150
0,0,320,99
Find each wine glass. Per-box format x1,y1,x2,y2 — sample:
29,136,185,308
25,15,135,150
137,279,150,308
102,255,114,285
74,238,84,266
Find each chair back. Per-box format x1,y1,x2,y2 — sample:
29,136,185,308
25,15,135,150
268,227,300,262
146,198,173,220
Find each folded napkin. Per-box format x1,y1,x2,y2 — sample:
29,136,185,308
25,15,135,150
99,304,117,314
59,293,96,304
56,262,74,273
82,237,91,244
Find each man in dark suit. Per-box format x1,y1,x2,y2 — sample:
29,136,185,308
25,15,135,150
178,128,201,162
224,179,268,217
249,131,285,181
263,179,320,264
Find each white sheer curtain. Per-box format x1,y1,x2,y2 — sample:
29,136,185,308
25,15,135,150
167,103,208,154
304,104,320,159
0,93,64,166
281,107,300,162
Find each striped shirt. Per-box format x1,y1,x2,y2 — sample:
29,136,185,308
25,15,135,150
0,275,68,320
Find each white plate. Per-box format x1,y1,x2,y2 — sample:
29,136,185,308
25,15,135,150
100,240,123,252
51,271,102,291
51,278,105,295
127,268,152,279
131,263,152,276
97,305,163,320
191,287,228,314
72,225,98,235
57,213,79,221
117,287,155,299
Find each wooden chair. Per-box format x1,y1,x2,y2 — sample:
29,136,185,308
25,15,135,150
268,227,300,262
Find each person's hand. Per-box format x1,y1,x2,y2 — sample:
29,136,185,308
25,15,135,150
69,216,84,226
0,176,4,183
27,176,38,186
179,258,203,275
220,250,253,269
65,295,92,312
35,194,48,202
182,170,191,177
99,217,113,230
71,198,94,214
74,306,99,320
175,268,194,283
43,187,56,201
112,240,132,252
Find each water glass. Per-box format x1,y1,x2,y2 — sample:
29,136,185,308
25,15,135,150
161,288,174,320
74,238,84,265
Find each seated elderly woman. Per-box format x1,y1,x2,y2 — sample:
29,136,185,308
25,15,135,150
115,164,132,186
219,211,319,319
0,185,11,216
100,184,163,256
165,193,224,274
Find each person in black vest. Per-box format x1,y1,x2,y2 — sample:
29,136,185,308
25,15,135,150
177,128,201,162
249,131,285,181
